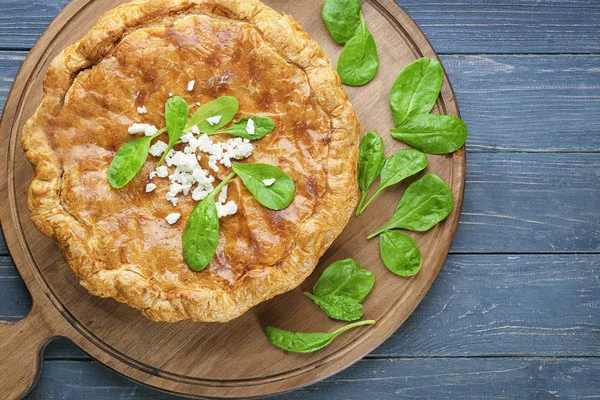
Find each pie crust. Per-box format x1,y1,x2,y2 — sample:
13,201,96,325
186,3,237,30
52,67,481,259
22,0,360,322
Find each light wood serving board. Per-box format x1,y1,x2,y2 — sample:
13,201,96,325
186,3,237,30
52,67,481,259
0,0,465,398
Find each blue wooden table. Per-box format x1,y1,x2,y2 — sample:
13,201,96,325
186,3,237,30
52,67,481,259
1,0,599,398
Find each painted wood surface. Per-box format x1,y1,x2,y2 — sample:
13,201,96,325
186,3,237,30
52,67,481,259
5,254,597,359
24,357,600,399
0,0,598,53
0,0,599,398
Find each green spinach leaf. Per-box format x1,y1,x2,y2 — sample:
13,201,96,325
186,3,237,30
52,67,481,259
380,231,422,276
216,116,275,140
107,136,152,189
187,96,239,133
312,258,375,302
321,0,362,44
390,114,468,154
304,258,374,321
264,320,376,353
304,292,364,321
389,58,444,126
337,13,379,86
367,174,454,238
357,149,428,214
182,195,219,272
231,163,295,210
182,173,235,271
356,131,385,214
165,96,189,147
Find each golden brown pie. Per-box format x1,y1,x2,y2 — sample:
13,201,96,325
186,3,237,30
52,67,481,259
22,0,360,322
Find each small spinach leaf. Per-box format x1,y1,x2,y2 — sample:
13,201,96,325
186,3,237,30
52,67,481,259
182,194,219,272
337,13,379,86
380,231,422,276
390,58,444,126
357,149,428,214
107,136,152,189
216,116,275,140
304,292,363,321
321,0,362,44
182,173,236,271
231,163,295,210
367,174,454,238
356,131,385,214
390,114,468,154
165,96,189,147
264,320,376,353
312,258,375,302
187,96,239,133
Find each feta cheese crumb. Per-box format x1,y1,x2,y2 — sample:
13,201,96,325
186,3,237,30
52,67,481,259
145,183,157,192
137,105,147,114
262,178,276,187
190,125,200,135
218,184,228,203
149,140,168,157
128,123,158,136
216,201,237,218
246,118,255,135
168,92,173,97
156,166,169,178
206,115,222,126
165,213,181,224
149,171,157,180
187,80,195,92
195,102,202,107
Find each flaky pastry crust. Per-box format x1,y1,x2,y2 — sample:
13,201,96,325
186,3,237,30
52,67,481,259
22,0,360,322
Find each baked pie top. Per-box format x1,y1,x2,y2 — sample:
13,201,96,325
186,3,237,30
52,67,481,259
22,0,360,322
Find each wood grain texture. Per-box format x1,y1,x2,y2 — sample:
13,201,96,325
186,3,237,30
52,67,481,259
25,358,600,399
2,254,586,359
0,53,599,157
0,0,465,398
2,151,596,255
1,0,599,53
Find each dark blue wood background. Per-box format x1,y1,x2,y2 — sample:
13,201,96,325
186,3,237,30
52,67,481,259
1,0,599,398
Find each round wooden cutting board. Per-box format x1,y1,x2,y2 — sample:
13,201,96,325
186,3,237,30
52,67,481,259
0,0,465,398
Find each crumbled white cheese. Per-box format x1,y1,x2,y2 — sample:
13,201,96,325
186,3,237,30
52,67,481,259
187,80,195,91
156,166,169,178
195,102,202,107
168,92,173,97
216,201,237,218
190,125,200,135
149,171,157,180
191,187,211,201
128,123,158,136
206,115,222,126
180,132,195,143
137,105,147,114
218,184,228,203
165,212,181,224
262,178,276,187
149,140,168,157
145,183,157,192
208,156,220,173
246,118,255,135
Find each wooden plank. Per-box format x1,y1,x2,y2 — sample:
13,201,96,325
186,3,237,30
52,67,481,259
1,254,591,359
451,153,600,253
25,358,600,399
1,152,599,255
1,53,599,152
441,55,600,153
401,0,600,54
1,1,599,53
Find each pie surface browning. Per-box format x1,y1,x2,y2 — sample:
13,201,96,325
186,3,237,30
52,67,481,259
22,0,360,322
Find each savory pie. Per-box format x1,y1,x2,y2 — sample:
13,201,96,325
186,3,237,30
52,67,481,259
22,0,360,322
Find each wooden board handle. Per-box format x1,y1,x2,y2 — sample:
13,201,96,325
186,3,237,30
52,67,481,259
0,303,55,399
